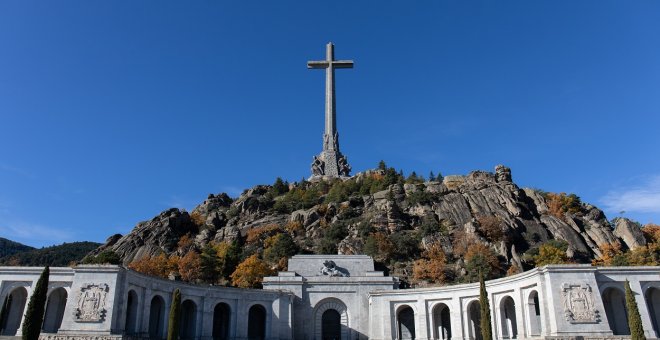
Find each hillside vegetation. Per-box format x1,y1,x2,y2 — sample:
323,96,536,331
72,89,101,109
1,242,101,266
86,162,656,288
0,237,34,258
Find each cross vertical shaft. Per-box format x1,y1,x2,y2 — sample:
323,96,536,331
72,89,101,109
325,43,336,142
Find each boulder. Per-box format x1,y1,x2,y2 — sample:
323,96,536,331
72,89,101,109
290,208,320,227
443,175,465,191
614,218,647,250
540,215,590,257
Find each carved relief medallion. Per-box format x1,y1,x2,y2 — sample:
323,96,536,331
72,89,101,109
74,283,109,322
561,283,599,323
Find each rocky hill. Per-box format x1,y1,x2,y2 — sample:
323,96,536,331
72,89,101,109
89,164,648,285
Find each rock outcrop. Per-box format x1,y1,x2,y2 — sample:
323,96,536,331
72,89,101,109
614,218,647,250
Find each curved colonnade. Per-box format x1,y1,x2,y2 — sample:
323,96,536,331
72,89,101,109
367,266,660,339
2,263,660,339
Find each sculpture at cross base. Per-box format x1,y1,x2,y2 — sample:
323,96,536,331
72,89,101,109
308,42,353,179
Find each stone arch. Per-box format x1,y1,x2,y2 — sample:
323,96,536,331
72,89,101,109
396,305,415,340
247,304,267,340
314,299,349,340
646,286,660,337
179,299,197,340
602,287,630,335
42,287,67,333
213,302,231,340
525,290,542,336
124,290,138,335
0,287,28,336
148,295,166,339
467,300,482,340
432,302,451,340
499,296,517,339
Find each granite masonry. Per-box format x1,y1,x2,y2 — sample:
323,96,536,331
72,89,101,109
308,42,352,179
2,256,660,339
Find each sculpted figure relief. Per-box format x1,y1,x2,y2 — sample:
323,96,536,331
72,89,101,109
561,283,599,323
75,283,109,322
338,155,351,177
320,260,349,277
311,156,325,176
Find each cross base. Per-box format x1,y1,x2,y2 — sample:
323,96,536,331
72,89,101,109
310,150,351,179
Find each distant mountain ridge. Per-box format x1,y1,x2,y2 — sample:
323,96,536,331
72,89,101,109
0,241,101,266
0,237,34,258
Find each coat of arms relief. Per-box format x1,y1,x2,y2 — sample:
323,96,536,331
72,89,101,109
74,283,109,322
561,283,600,323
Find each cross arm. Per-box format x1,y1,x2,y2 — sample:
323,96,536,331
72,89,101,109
332,60,354,69
307,61,329,69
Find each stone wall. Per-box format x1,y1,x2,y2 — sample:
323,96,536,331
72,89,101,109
2,261,660,339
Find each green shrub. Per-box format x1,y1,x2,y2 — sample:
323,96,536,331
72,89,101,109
390,231,420,260
82,250,121,265
264,233,299,263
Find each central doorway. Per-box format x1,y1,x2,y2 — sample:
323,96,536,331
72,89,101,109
322,309,341,340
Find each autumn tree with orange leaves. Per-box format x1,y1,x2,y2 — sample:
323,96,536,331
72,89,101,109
413,243,447,284
128,253,178,279
230,255,275,289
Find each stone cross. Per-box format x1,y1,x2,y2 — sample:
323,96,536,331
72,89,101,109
308,43,353,178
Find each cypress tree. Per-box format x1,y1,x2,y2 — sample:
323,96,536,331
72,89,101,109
625,280,646,340
0,294,11,334
167,289,181,340
22,266,49,340
479,274,493,340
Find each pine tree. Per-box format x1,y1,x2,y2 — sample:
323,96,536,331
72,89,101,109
479,274,493,340
429,171,436,182
625,280,646,340
22,266,49,340
199,244,220,283
0,294,11,332
167,289,181,340
271,177,289,196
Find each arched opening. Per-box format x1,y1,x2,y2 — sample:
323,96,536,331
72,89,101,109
125,290,138,335
148,295,165,339
499,296,517,339
646,287,660,337
0,287,28,336
247,304,266,340
42,288,67,333
179,300,197,340
526,290,542,336
213,302,231,340
603,288,630,335
322,309,341,340
432,303,451,340
467,301,482,340
397,306,415,340
314,299,349,340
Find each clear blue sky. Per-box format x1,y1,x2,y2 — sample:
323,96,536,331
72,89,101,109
1,1,659,247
